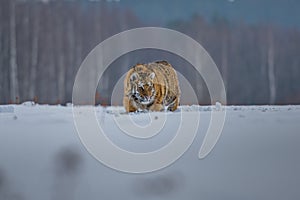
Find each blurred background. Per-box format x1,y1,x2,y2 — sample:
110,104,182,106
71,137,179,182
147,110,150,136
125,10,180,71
0,0,300,105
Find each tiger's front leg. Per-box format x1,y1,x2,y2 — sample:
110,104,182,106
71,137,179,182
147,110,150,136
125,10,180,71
123,96,137,112
167,97,179,111
148,103,164,112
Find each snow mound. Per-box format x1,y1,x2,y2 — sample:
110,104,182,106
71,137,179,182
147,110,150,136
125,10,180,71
0,106,14,113
21,101,36,106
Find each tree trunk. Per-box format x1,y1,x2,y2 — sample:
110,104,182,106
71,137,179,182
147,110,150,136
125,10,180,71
0,4,3,103
57,48,65,103
29,3,39,101
267,29,276,104
221,31,228,89
65,19,74,101
9,0,19,103
57,3,65,103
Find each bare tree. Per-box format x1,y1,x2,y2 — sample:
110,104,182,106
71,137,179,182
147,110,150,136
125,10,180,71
29,3,39,101
0,4,3,103
64,18,75,101
56,3,66,103
267,27,276,104
9,0,19,103
221,27,229,89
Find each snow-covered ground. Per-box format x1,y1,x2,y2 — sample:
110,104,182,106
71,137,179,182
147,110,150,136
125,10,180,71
0,104,300,200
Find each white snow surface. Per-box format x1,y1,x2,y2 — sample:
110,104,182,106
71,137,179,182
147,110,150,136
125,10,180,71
0,104,300,200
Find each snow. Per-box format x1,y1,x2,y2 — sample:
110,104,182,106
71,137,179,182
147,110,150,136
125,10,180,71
0,104,300,200
0,105,14,113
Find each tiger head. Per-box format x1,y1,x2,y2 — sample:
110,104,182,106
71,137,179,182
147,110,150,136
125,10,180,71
130,71,156,105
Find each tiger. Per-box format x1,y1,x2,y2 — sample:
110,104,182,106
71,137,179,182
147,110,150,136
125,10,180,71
123,61,180,112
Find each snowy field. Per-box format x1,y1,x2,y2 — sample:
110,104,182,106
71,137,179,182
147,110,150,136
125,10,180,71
0,103,300,200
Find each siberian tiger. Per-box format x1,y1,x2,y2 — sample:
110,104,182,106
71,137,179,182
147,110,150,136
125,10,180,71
123,61,180,112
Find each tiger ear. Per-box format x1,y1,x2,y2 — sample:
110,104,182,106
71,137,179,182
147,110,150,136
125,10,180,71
130,72,138,81
149,72,155,80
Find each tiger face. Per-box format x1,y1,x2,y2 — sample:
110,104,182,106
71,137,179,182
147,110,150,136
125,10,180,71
130,71,156,105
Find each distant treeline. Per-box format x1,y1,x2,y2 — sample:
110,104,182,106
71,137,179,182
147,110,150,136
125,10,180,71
1,0,299,105
169,15,300,105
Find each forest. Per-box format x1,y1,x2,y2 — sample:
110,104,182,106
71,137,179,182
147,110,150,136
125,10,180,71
1,0,299,105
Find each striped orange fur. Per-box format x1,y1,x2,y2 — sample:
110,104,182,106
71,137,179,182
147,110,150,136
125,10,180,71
123,61,180,112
